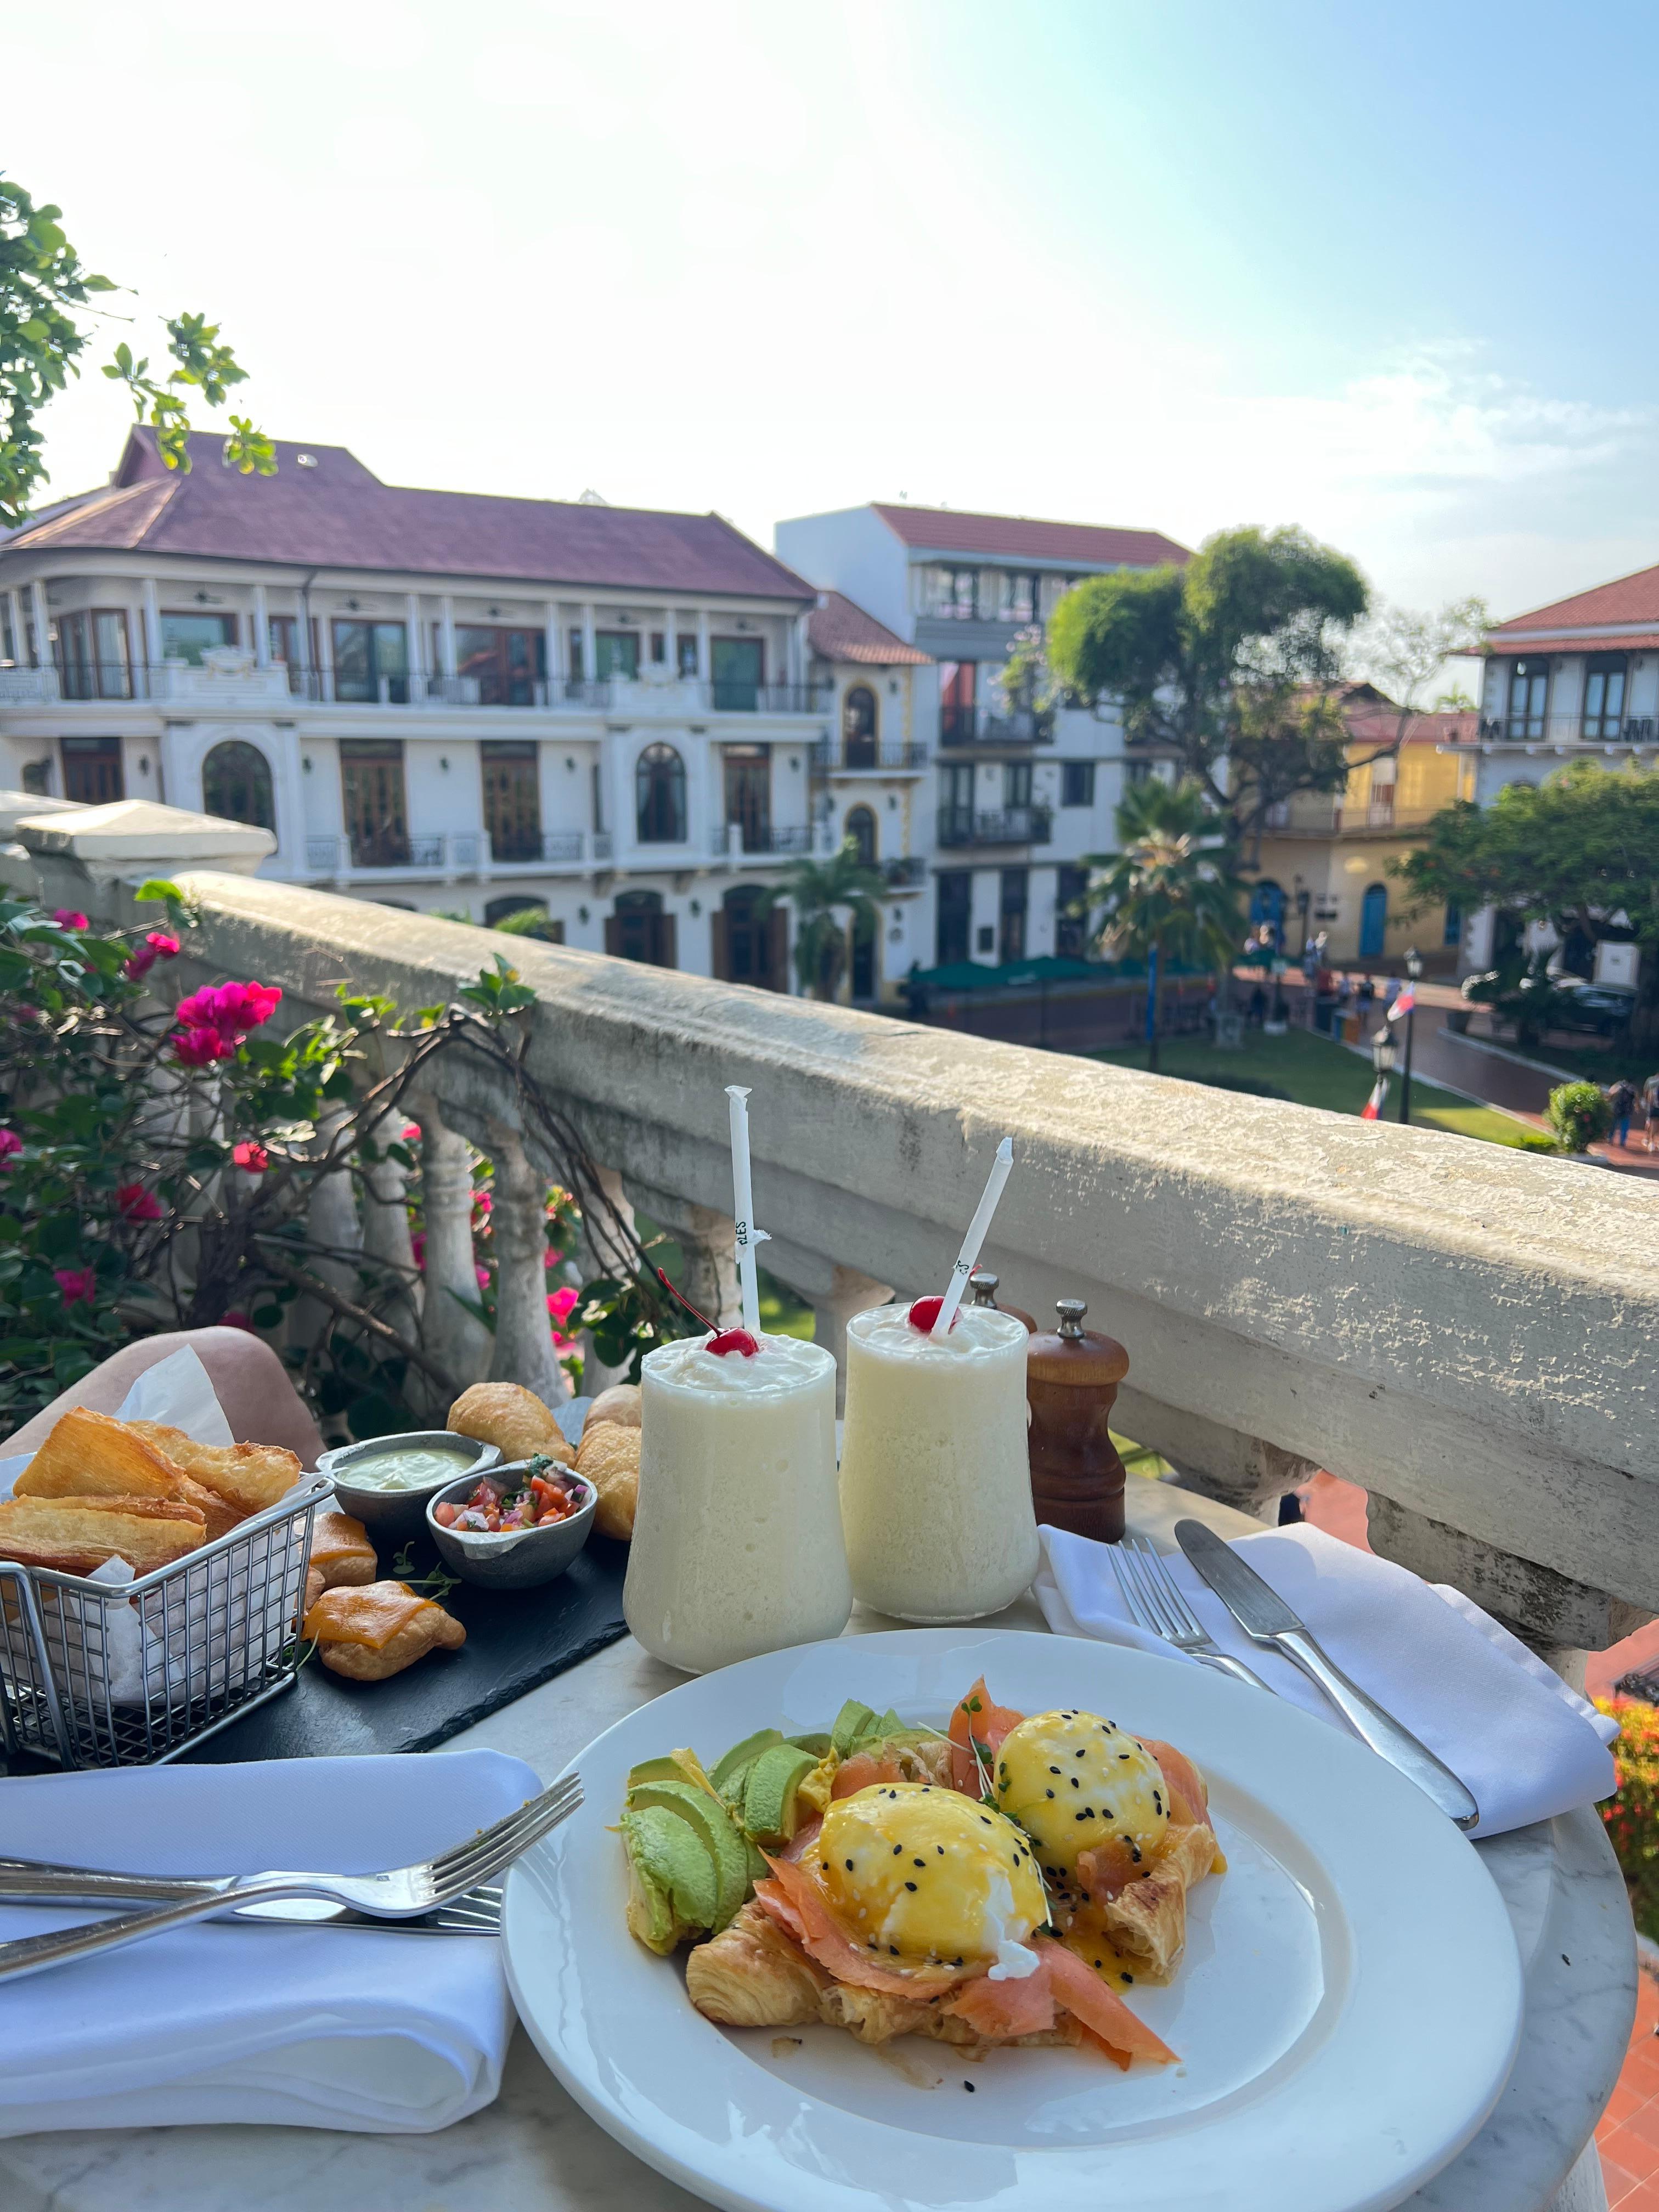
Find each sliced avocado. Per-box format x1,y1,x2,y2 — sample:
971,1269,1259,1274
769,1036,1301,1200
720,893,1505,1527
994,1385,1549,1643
629,1779,748,1929
742,1743,819,1844
788,1731,833,1757
830,1700,877,1757
620,1803,718,1934
628,1755,684,1789
669,1746,724,1803
862,1707,907,1747
710,1726,785,1798
623,1847,683,1955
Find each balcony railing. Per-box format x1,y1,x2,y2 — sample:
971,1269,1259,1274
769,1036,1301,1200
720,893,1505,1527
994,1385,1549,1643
882,854,926,888
715,822,822,859
12,662,836,719
1479,713,1659,746
811,739,929,772
489,830,589,866
938,702,1053,746
27,811,1651,1680
1263,798,1443,836
304,832,484,874
936,804,1053,847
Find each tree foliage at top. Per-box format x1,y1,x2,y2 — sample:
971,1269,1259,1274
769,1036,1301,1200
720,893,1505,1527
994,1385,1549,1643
1082,776,1245,1070
1393,761,1659,1045
0,173,273,527
1046,525,1369,851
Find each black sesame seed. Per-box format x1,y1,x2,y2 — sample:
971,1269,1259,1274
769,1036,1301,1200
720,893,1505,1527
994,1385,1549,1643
1049,1765,1061,1775
845,1858,855,1871
963,2079,977,2092
1094,1957,1103,1968
1121,1972,1134,1985
1118,1753,1131,1761
1070,1776,1080,1790
889,1945,900,1956
980,1816,990,1826
1075,1810,1087,1822
914,1857,926,1868
905,1880,918,1892
1046,1788,1055,1799
1075,1749,1086,1759
937,1845,945,1854
893,1844,902,1856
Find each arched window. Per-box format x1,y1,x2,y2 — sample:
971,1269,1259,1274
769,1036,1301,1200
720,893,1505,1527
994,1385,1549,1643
606,888,676,968
201,740,275,831
635,742,686,843
844,804,877,867
1359,882,1389,960
843,684,878,768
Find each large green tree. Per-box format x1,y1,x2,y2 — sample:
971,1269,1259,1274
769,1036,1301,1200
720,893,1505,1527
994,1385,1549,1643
1,173,272,526
1046,525,1369,855
1082,777,1245,1070
1393,762,1659,1048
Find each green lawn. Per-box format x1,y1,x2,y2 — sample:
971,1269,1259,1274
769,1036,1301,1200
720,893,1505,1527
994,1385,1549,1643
1090,1028,1554,1152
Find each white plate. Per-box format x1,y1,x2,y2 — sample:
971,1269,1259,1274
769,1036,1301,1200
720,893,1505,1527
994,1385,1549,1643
503,1628,1522,2212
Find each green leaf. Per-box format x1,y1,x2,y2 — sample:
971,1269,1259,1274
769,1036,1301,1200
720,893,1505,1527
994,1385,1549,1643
134,878,183,906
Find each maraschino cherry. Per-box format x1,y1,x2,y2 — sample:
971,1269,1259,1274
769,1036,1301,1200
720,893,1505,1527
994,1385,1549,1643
906,1295,958,1334
654,1267,759,1356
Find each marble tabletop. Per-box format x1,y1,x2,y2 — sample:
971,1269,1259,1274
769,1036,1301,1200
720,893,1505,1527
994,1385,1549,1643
0,1482,1636,2212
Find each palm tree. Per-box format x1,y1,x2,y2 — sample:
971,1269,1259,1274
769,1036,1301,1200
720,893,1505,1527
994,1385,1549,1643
1083,778,1244,1070
757,840,887,1000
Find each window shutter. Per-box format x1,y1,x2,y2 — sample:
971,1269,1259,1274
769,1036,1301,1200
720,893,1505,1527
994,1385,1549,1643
603,915,622,957
711,909,729,980
655,913,678,970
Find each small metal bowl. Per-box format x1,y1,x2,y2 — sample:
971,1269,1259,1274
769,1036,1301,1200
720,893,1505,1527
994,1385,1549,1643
319,1431,501,1547
425,1457,596,1590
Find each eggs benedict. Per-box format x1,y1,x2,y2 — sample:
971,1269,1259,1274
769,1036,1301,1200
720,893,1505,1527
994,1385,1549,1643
993,1708,1170,1887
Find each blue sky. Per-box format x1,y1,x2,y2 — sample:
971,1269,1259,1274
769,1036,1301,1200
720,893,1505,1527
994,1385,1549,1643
10,1,1658,625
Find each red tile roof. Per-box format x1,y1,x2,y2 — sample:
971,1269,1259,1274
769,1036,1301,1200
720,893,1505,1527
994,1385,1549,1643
807,590,930,666
1344,706,1480,748
1489,562,1659,641
2,430,815,601
1485,632,1659,657
870,502,1189,569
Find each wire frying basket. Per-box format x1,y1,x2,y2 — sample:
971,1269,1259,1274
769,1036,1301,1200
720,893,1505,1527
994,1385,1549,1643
0,1477,329,1768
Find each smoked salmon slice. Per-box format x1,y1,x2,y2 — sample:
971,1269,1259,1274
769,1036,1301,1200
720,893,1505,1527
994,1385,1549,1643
830,1752,911,1799
1142,1737,1209,1829
948,1677,1025,1796
1040,1938,1177,2065
757,1854,966,1999
946,1961,1058,2040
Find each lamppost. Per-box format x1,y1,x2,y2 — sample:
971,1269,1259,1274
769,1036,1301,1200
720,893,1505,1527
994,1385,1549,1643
1397,946,1424,1125
1369,1022,1397,1120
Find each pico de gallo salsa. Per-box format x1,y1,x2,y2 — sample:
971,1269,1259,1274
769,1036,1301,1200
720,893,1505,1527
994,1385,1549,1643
433,1457,583,1533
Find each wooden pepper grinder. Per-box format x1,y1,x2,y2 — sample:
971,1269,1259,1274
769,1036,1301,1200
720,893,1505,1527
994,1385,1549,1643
969,1269,1036,1334
1026,1299,1130,1543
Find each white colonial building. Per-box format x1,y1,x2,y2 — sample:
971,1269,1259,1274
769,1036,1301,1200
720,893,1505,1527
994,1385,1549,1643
775,501,1190,969
0,429,931,996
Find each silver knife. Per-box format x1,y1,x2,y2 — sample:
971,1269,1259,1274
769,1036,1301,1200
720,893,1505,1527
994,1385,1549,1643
1173,1519,1480,1830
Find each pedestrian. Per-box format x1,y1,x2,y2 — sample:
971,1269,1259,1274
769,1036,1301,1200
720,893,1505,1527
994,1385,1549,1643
1357,976,1375,1012
1607,1077,1637,1149
1644,1071,1659,1154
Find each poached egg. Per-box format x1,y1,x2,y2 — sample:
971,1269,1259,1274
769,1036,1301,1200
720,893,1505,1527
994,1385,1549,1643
815,1782,1047,1978
994,1708,1170,1885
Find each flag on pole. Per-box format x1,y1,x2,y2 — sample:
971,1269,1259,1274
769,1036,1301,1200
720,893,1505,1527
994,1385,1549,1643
1361,1076,1389,1121
1386,983,1417,1023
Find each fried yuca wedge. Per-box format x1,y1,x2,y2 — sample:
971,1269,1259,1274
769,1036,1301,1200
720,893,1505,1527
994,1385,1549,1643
16,1419,242,1543
127,1422,301,1516
0,1494,205,1577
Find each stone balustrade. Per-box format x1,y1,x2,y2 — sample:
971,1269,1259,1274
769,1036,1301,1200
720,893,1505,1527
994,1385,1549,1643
16,802,1659,1671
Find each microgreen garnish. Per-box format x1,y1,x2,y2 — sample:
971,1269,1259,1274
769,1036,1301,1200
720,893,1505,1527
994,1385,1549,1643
389,1542,462,1604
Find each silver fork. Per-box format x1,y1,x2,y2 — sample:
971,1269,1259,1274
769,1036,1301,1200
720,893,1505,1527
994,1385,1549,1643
1112,1533,1273,1693
0,1770,581,1984
0,1859,504,1936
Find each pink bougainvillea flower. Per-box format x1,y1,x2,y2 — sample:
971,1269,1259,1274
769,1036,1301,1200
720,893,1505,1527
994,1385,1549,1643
123,930,180,981
52,909,90,932
401,1121,421,1144
410,1231,427,1271
232,1140,269,1172
115,1183,163,1223
54,1267,98,1307
0,1128,21,1169
548,1285,579,1324
172,1024,238,1068
174,980,281,1041
471,1190,493,1219
219,1311,255,1332
475,1264,491,1289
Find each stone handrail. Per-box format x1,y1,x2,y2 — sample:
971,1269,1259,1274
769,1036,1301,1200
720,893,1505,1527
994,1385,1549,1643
25,824,1658,1663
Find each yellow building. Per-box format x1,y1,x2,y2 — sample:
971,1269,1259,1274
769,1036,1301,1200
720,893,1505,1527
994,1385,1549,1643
1244,691,1478,971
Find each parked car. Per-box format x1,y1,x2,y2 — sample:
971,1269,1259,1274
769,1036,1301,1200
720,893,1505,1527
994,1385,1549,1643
1549,979,1637,1035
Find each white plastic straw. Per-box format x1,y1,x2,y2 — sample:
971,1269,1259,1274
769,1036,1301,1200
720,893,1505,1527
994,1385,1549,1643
725,1085,764,1335
932,1136,1014,1338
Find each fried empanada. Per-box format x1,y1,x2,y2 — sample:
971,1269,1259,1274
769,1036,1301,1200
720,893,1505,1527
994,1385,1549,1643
127,1423,301,1517
302,1580,465,1680
574,1420,639,1541
586,1383,641,1431
447,1381,563,1464
307,1508,377,1588
0,1493,205,1577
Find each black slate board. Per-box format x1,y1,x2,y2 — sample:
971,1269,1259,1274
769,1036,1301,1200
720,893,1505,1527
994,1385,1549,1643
180,1532,631,1765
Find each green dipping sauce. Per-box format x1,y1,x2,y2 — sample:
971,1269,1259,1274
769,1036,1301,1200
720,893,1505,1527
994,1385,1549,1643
340,1447,477,1492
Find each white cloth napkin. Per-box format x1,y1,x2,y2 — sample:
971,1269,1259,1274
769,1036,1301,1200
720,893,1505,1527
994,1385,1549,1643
1036,1522,1618,1840
0,1748,540,2133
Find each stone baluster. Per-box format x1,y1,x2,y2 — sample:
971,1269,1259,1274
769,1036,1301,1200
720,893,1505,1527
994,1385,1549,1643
629,1185,740,1331
582,1166,639,1395
758,1242,891,1413
292,1105,362,1348
409,1092,492,1404
487,1123,568,1406
359,1108,421,1345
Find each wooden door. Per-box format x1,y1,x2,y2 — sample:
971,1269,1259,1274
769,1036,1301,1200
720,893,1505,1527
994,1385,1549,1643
60,736,124,804
340,744,409,867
